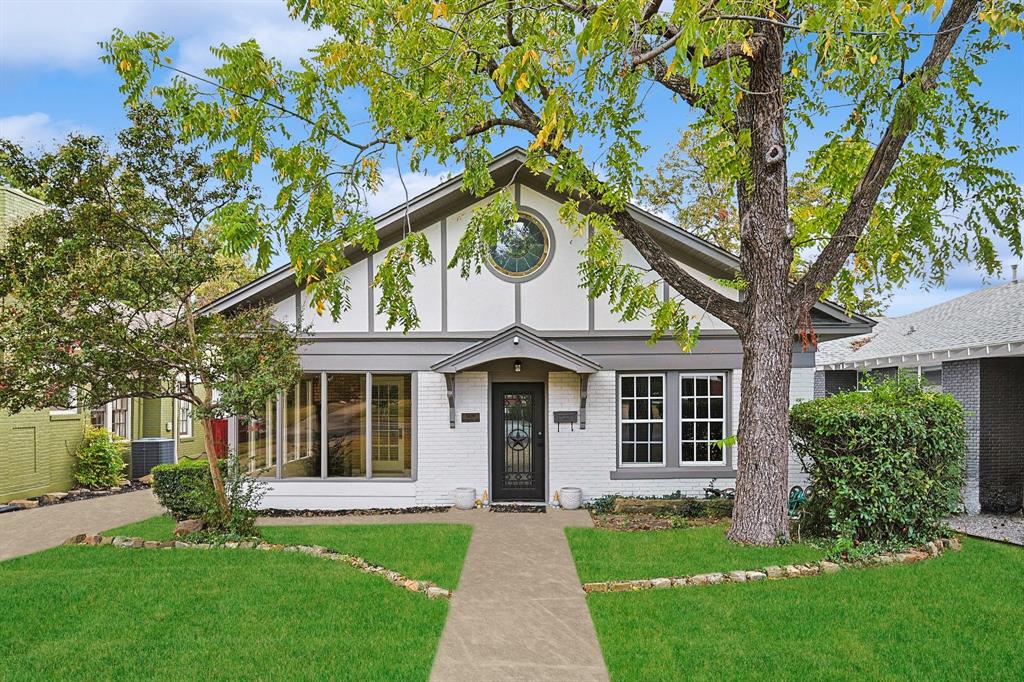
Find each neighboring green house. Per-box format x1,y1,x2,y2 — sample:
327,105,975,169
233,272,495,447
0,186,209,503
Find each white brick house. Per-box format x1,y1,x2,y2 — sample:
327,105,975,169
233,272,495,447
209,149,871,510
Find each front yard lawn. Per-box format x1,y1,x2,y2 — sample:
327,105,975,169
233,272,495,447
581,537,1024,681
106,515,472,589
0,522,472,680
565,522,826,583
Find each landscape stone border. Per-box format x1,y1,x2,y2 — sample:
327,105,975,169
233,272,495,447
581,536,961,594
63,534,452,600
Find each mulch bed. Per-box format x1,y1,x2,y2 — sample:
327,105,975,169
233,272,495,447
261,506,450,518
590,513,725,531
490,504,546,513
1,480,151,514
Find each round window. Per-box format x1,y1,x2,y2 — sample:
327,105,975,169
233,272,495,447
488,214,550,279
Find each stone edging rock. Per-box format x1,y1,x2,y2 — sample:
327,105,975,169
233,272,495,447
582,536,961,594
64,534,452,600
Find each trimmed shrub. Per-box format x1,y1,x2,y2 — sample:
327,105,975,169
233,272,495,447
790,375,966,544
73,427,126,488
152,459,266,536
152,460,214,520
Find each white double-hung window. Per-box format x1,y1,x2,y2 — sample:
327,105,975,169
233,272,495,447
619,374,665,466
680,373,727,464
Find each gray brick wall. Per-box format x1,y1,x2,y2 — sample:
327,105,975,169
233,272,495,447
978,358,1024,512
942,359,982,514
814,370,858,398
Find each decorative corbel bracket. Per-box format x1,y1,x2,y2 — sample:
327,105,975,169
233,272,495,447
579,373,589,430
445,373,456,429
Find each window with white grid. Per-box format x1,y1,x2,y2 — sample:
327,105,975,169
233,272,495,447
619,374,665,465
680,374,726,464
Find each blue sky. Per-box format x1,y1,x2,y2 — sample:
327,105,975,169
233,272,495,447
2,0,1022,316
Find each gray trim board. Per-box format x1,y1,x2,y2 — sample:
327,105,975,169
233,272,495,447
515,283,522,323
320,372,328,479
440,218,448,332
587,225,595,331
367,253,374,332
432,325,602,374
610,467,736,480
364,372,373,479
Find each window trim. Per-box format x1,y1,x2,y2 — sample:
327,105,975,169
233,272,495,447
177,399,193,439
90,399,133,441
251,370,417,481
617,372,667,468
678,372,728,467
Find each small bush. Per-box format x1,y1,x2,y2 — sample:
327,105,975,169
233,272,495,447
152,458,266,535
73,427,126,488
586,494,734,519
197,458,267,536
790,375,966,545
152,460,212,520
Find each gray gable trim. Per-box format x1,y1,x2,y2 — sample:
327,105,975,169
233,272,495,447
430,324,602,374
200,147,873,334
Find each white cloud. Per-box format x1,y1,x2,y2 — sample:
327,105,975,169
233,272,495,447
0,112,89,147
365,167,453,217
0,0,324,71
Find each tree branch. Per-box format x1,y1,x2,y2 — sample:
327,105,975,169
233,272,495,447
790,0,980,313
611,208,746,328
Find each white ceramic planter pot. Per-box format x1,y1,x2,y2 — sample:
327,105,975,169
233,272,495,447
560,487,583,510
453,487,477,510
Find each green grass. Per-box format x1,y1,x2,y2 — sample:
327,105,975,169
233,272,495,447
565,523,826,583
105,515,472,589
583,538,1024,681
0,545,453,681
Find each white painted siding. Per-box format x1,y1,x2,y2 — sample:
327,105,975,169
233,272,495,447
260,481,416,510
445,197,517,331
787,367,815,487
305,258,370,333
518,186,590,330
374,222,444,332
415,371,490,505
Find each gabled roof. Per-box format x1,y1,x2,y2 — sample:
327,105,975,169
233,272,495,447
818,281,1024,369
431,325,601,374
202,148,872,336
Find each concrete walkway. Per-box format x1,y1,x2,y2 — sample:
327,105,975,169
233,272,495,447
0,490,164,561
947,513,1024,546
262,508,609,681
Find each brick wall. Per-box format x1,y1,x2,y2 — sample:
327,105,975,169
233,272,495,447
415,371,489,505
979,358,1024,512
814,369,858,398
941,359,981,514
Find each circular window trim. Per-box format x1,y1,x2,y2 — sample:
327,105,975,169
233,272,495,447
484,207,556,283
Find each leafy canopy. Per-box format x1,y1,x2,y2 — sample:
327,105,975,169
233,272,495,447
0,104,303,420
101,1,1022,341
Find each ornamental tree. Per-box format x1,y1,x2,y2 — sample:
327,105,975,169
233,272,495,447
104,0,1022,544
0,105,303,521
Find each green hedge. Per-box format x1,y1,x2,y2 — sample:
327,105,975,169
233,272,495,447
152,460,220,520
790,375,966,544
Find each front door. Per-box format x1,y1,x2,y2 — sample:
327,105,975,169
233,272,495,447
491,383,545,502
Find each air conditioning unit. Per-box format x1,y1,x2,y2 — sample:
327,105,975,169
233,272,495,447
131,438,176,478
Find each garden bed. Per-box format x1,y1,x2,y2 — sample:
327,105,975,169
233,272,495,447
1,479,151,513
261,505,450,518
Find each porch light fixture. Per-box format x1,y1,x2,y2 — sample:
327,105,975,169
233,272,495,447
513,335,520,345
514,359,522,373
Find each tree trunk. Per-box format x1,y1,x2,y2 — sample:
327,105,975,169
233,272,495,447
728,316,795,545
202,416,230,518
